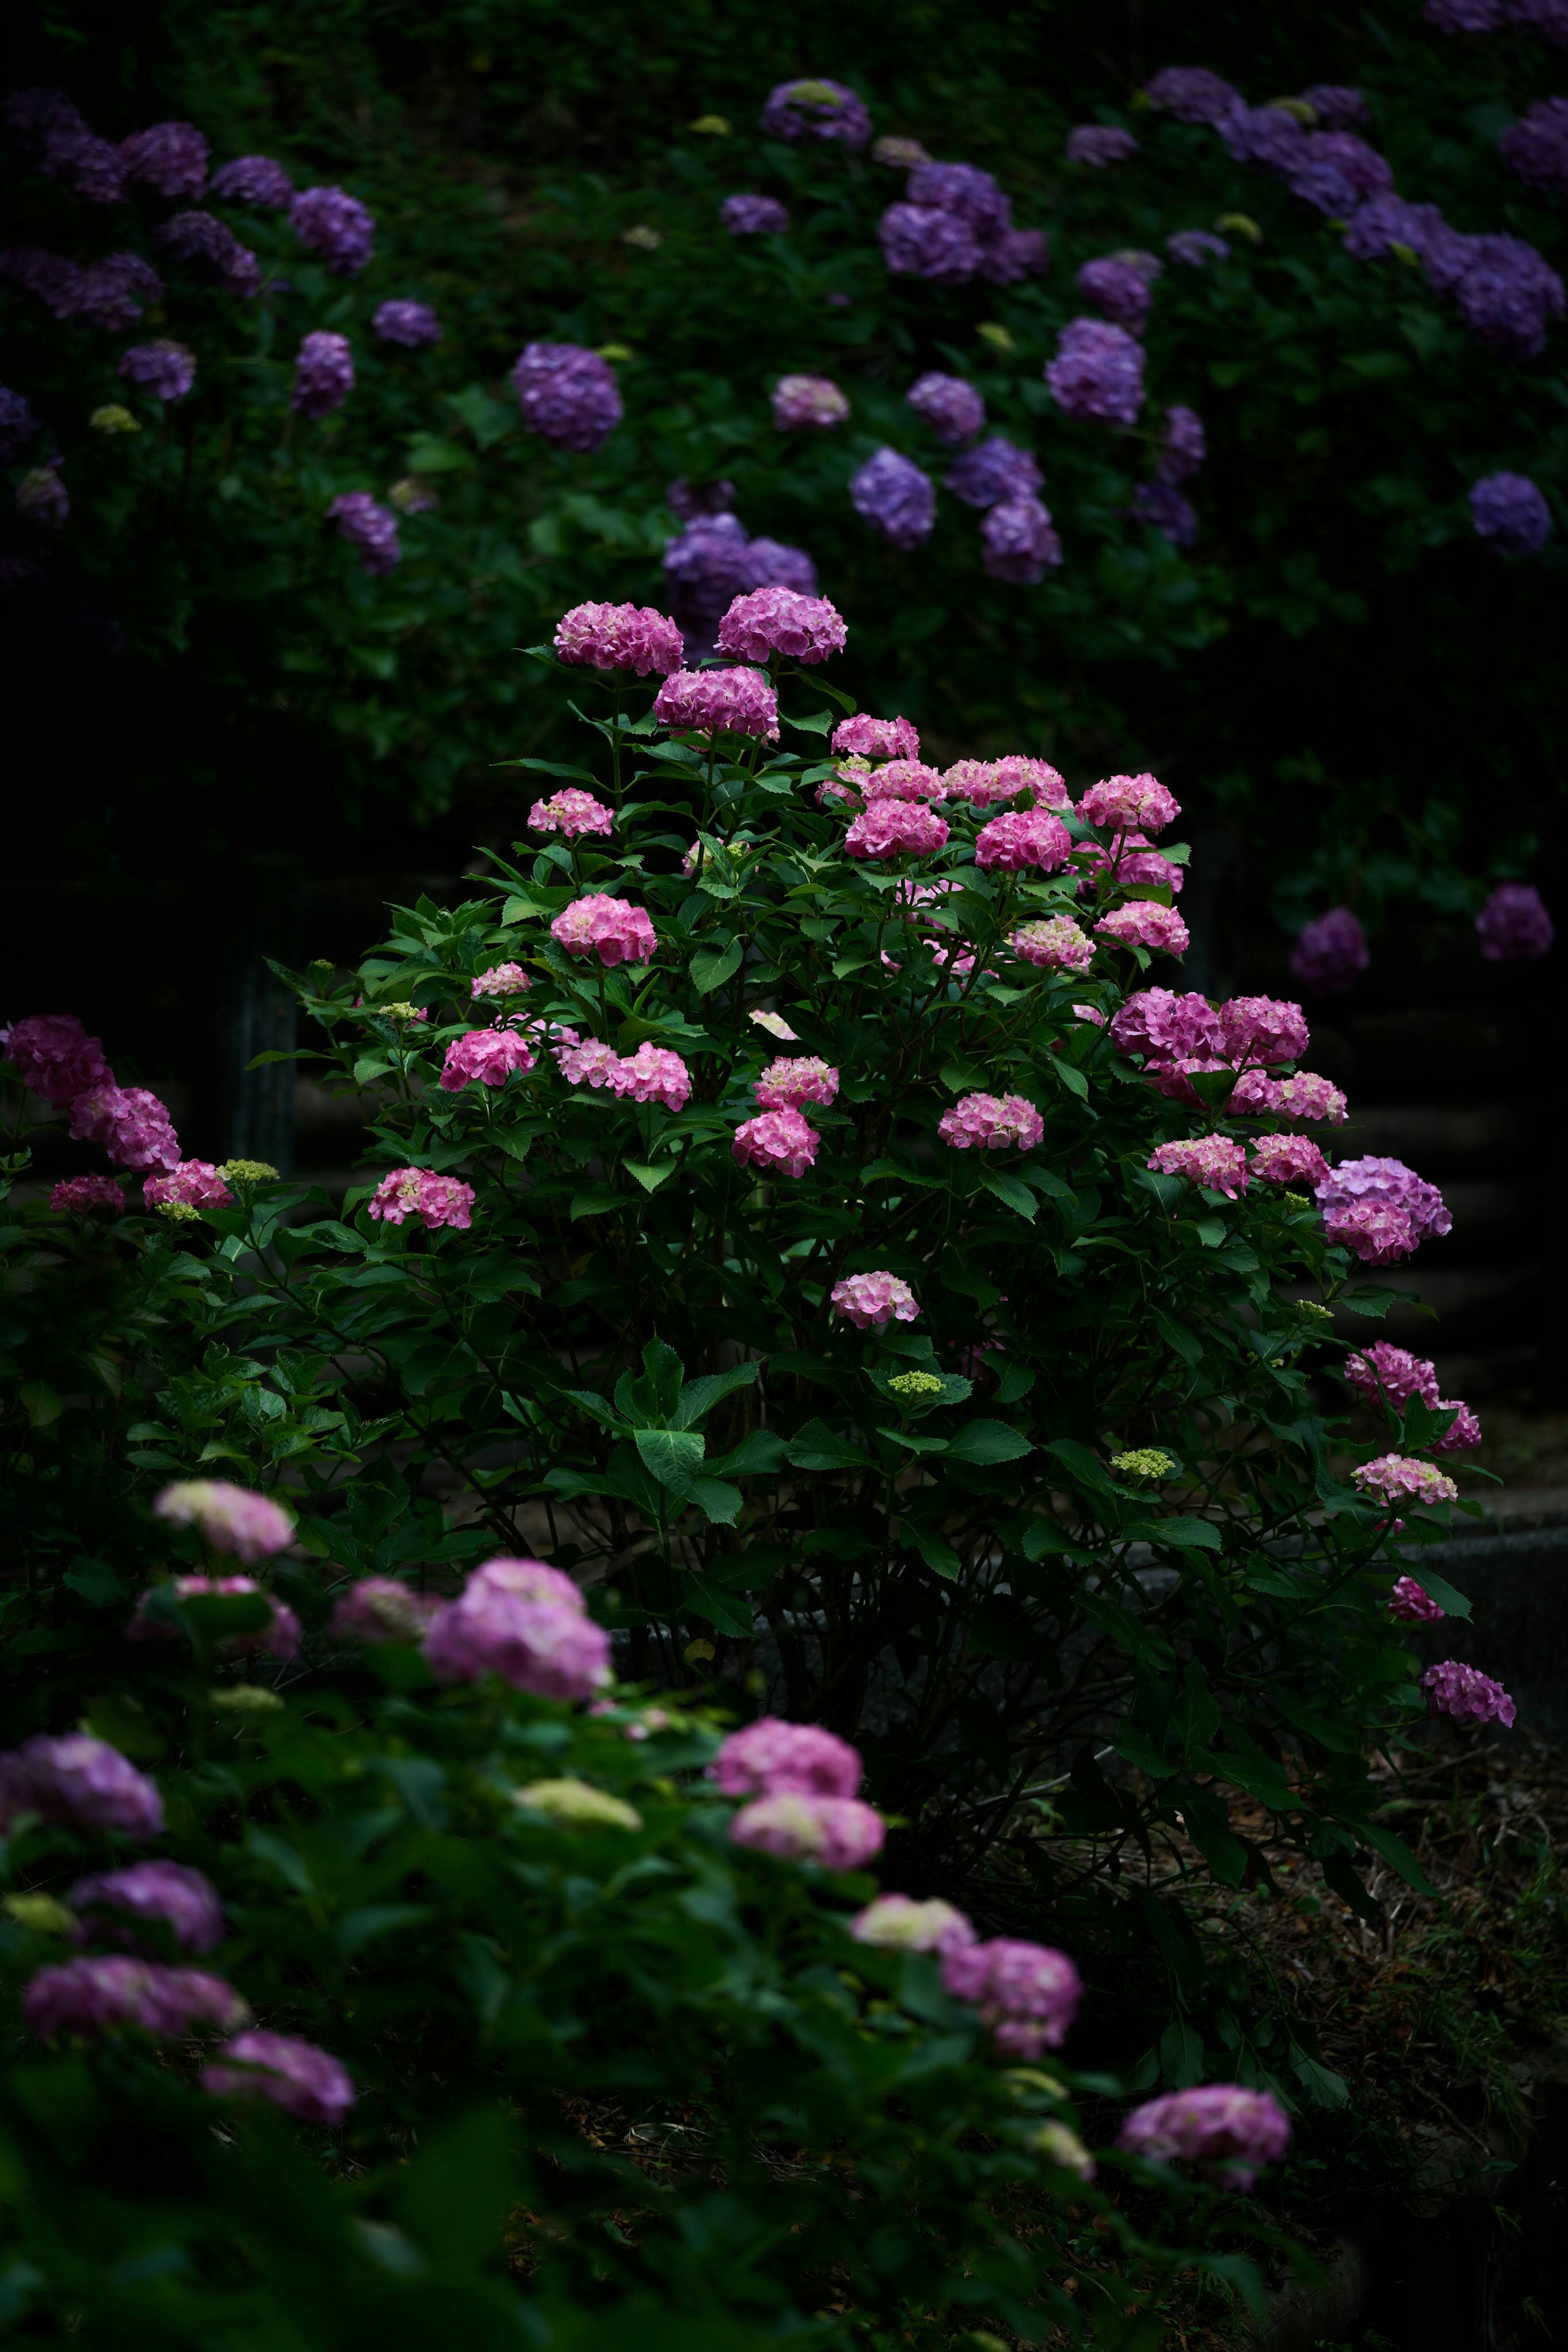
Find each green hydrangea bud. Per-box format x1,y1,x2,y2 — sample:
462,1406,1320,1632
217,1159,279,1186
512,1778,642,1830
1109,1448,1178,1480
888,1371,944,1397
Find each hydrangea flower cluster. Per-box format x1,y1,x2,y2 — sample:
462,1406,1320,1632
846,802,950,858
372,299,441,347
1290,906,1370,993
940,1937,1082,2059
367,1167,475,1230
709,1717,861,1798
1008,915,1096,970
1346,1343,1440,1409
1422,1660,1516,1728
326,491,400,575
982,495,1063,583
4,1013,111,1103
1250,1133,1328,1186
1470,472,1553,556
152,209,260,295
1501,96,1568,192
1095,902,1189,954
1066,125,1139,166
331,1577,443,1644
1476,881,1553,958
510,342,622,453
653,666,780,740
553,602,684,676
153,1478,295,1561
292,330,354,419
289,185,374,274
1079,772,1180,834
717,586,847,664
760,79,872,145
1351,1454,1460,1508
946,436,1042,511
1216,996,1310,1066
1316,1156,1452,1262
733,1108,820,1178
1167,227,1231,267
948,756,1069,807
907,372,985,443
471,963,531,999
70,1859,224,1955
609,1043,693,1111
861,758,947,803
117,340,196,402
850,1893,976,1951
144,1159,234,1212
1389,1577,1447,1624
1109,987,1222,1061
0,1732,165,1837
529,788,615,837
439,1029,535,1091
728,1790,886,1869
424,1555,610,1700
771,375,851,430
832,712,920,762
849,447,937,548
209,154,294,208
721,193,791,234
68,1084,181,1171
550,895,658,966
120,120,210,197
129,1574,302,1661
1278,1072,1348,1124
201,2029,356,2124
830,1271,920,1329
974,808,1071,872
938,1092,1045,1150
1117,2085,1291,2190
755,1056,840,1111
25,1956,249,2041
1148,1135,1250,1196
50,1173,124,1216
1076,255,1155,332
1045,318,1145,426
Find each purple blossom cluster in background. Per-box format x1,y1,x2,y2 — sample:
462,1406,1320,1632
879,157,1047,288
1076,253,1158,332
372,299,441,348
511,342,622,452
850,447,937,548
1290,905,1371,993
1065,125,1139,167
1166,228,1231,268
118,339,196,402
760,78,872,146
288,185,375,276
906,372,985,443
292,330,354,420
946,435,1041,511
1476,880,1554,957
208,154,294,208
152,211,260,297
1424,0,1568,47
661,487,818,659
1045,318,1145,426
721,192,790,234
327,491,401,575
1469,470,1553,555
121,121,209,198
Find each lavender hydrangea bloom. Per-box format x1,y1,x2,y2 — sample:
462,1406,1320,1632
1448,234,1566,358
664,512,755,653
850,447,936,548
372,299,441,347
292,330,354,419
327,491,401,575
1342,194,1449,263
1142,67,1244,123
982,496,1062,583
1290,906,1369,992
1045,318,1144,426
907,372,984,443
1066,125,1139,166
120,122,209,198
0,387,38,461
1315,1156,1452,1246
118,339,196,402
1470,470,1553,555
908,161,1011,236
1501,97,1568,189
209,155,294,208
1076,256,1154,332
1131,482,1197,546
1166,228,1230,267
0,1733,164,1837
289,185,375,275
1221,105,1311,173
1422,1659,1515,1728
980,227,1049,284
721,192,790,234
1299,85,1370,128
879,202,983,285
24,1957,248,2041
70,1861,225,1955
511,342,622,452
1288,131,1395,214
153,212,260,296
0,246,87,318
743,536,817,595
946,435,1042,511
760,79,871,145
1119,2085,1291,2189
709,1717,862,1798
73,253,164,330
4,88,121,198
1158,405,1206,483
1476,881,1554,958
202,2029,355,2124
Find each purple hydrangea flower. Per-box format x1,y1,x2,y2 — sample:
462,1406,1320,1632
118,339,196,402
1421,1659,1515,1727
850,447,936,548
721,192,790,234
1501,96,1568,190
907,160,1012,236
153,211,260,296
907,372,984,443
1508,0,1568,41
292,329,354,419
1470,470,1553,555
1066,125,1138,166
1142,67,1244,123
744,536,817,594
4,1014,111,1103
0,246,87,318
120,122,209,198
941,1936,1082,2059
1476,880,1554,958
1076,255,1154,332
979,227,1049,284
25,1957,248,2041
1119,2085,1291,2189
1343,194,1450,263
289,185,375,275
1447,233,1566,358
1288,131,1396,214
1158,405,1205,483
1423,0,1503,26
1130,481,1197,546
0,387,38,461
70,1860,225,1955
759,79,872,146
15,462,68,528
1290,906,1369,993
946,434,1042,511
5,88,127,201
0,1733,164,1837
982,495,1062,584
201,2029,355,2124
879,202,983,285
1299,85,1371,129
327,491,401,575
664,512,754,653
1166,228,1231,267
1045,318,1144,426
1221,105,1311,173
73,253,164,330
1315,1155,1452,1247
372,299,441,348
511,341,622,452
208,155,294,208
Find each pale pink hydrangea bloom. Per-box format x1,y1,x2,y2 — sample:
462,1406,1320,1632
755,1056,840,1111
845,803,950,858
733,1108,820,1178
1346,1344,1440,1410
200,2029,355,2124
1148,1137,1250,1197
529,789,614,838
1078,772,1180,834
557,1037,622,1089
1250,1133,1328,1186
153,1480,295,1562
830,1271,919,1329
1436,1400,1483,1451
1118,2085,1291,2190
771,375,852,430
24,1957,250,2043
424,1561,608,1699
975,808,1072,872
439,1029,535,1091
1078,830,1184,893
1422,1659,1515,1729
367,1167,475,1230
850,1894,976,1953
1352,1454,1459,1508
1095,902,1190,954
1008,915,1095,971
728,1792,886,1870
832,713,919,762
1228,1069,1284,1115
550,895,658,967
468,1557,586,1610
49,1173,124,1216
944,756,1069,807
330,1577,442,1643
0,1734,165,1838
1217,997,1310,1068
1109,988,1222,1061
1324,1199,1415,1264
610,1043,692,1111
1389,1577,1446,1624
717,585,847,664
143,1159,234,1211
1278,1072,1349,1126
938,1092,1044,1150
751,1009,799,1041
652,666,780,739
128,1574,301,1660
861,758,947,803
552,601,683,675
471,963,531,999
708,1717,862,1798
941,1937,1082,2059
68,1083,181,1172
68,1860,225,1956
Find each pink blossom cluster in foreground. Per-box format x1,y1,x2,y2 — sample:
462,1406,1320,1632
733,1106,820,1177
718,585,847,664
439,1028,536,1091
1009,915,1096,971
2,1015,180,1175
552,600,684,676
975,807,1071,872
330,1576,442,1644
472,962,531,999
529,789,614,838
367,1167,476,1231
846,802,950,857
832,712,920,762
710,1717,862,1798
69,1859,224,1954
1345,1344,1481,1451
945,756,1069,808
938,1091,1044,1150
1351,1454,1459,1509
1389,1576,1446,1624
1095,901,1189,954
831,1271,920,1328
755,1056,840,1111
550,894,658,966
153,1479,295,1563
144,1159,234,1211
652,665,780,740
552,1034,691,1111
941,1936,1083,2060
1148,1135,1250,1197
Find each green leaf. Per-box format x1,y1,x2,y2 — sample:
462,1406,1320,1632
569,1186,621,1219
1396,1564,1470,1621
1356,1819,1437,1895
1152,1309,1203,1369
946,1419,1032,1465
1045,1437,1117,1496
672,1361,761,1429
688,1476,744,1525
1152,1515,1222,1553
624,1159,678,1193
980,1171,1037,1221
784,709,834,735
786,1418,875,1471
1054,1060,1089,1100
633,1427,705,1496
690,939,743,994
906,1523,962,1579
339,1904,431,1955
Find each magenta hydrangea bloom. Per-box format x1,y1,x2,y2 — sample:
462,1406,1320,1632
1076,255,1154,332
1080,832,1184,895
330,1577,442,1643
946,436,1042,511
755,1056,839,1111
1347,1345,1440,1411
3,1013,111,1104
1109,988,1222,1061
1250,1134,1328,1187
372,299,441,347
1216,997,1309,1068
1118,2084,1291,2189
439,1030,535,1092
1045,318,1145,427
1143,67,1244,123
728,1792,885,1870
120,121,209,198
70,1860,224,1955
983,496,1063,584
950,756,1070,808
26,1957,247,2042
550,895,658,966
1470,472,1553,557
939,1092,1045,1150
425,1565,609,1701
366,1168,475,1231
760,78,872,145
129,1574,301,1660
201,2029,356,2125
144,1159,235,1212
0,1733,164,1837
529,787,615,837
49,1173,124,1217
1476,881,1553,958
1389,1577,1446,1624
1290,907,1369,994
209,155,294,208
470,1557,586,1610
1278,1072,1348,1125
1437,1399,1483,1451
709,1717,862,1799
1324,1200,1416,1264
610,1043,692,1111
830,1271,919,1329
118,339,196,402
1167,228,1231,267
553,602,683,676
849,447,936,548
941,1937,1082,2059
1228,1070,1284,1115
771,374,851,431
907,372,985,444
289,185,374,274
1078,773,1180,834
153,1480,294,1561
733,1108,820,1179
717,586,847,664
862,758,946,803
1148,1136,1250,1197
653,665,780,740
975,808,1071,873
1096,903,1189,954
721,192,791,234
1422,1659,1515,1729
67,1084,180,1172
1317,1157,1451,1248
511,341,622,452
292,330,354,420
471,964,531,1000
844,802,949,859
1009,916,1095,971
832,713,920,762
1067,125,1139,166
851,1893,976,1952
1352,1454,1459,1509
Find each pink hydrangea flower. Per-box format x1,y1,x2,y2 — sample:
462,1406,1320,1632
1118,2085,1291,2190
1077,773,1180,835
529,789,614,838
68,1083,180,1172
1352,1454,1459,1508
3,1013,111,1103
708,1717,862,1798
1422,1659,1515,1728
1228,1069,1285,1115
1109,988,1223,1061
557,1037,622,1089
938,1091,1044,1150
25,1957,249,2042
1075,1003,1106,1026
830,1271,919,1329
652,666,780,739
1148,1137,1250,1197
49,1173,125,1216
200,2029,356,2124
850,1894,976,1953
1250,1134,1328,1187
771,374,852,430
845,803,950,858
831,713,919,761
1291,906,1369,994
69,1859,224,1955
471,963,531,999
367,1168,475,1230
1316,1157,1450,1247
129,1572,301,1659
728,1792,886,1870
1347,1345,1441,1410
1078,830,1184,894
861,758,947,803
425,1560,608,1699
974,808,1072,872
610,1043,692,1111
153,1480,295,1562
1436,1399,1482,1451
439,1029,535,1091
941,1937,1082,2059
1008,915,1095,971
944,755,1069,808
1145,1056,1229,1109
330,1576,442,1643
717,585,847,665
1278,1072,1348,1126
1324,1199,1416,1264
1390,1577,1446,1623
552,601,683,676
551,895,658,967
0,1733,164,1837
755,1056,840,1111
733,1108,820,1178
1217,997,1310,1068
1095,902,1190,954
